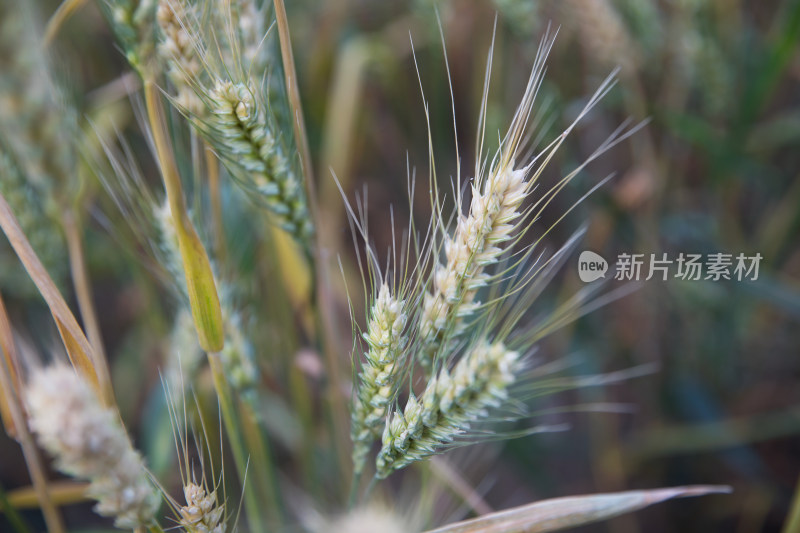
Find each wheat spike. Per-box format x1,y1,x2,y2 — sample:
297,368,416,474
418,165,528,368
206,80,312,243
351,283,408,473
179,482,225,533
101,0,157,72
25,365,160,528
157,0,205,113
376,339,521,478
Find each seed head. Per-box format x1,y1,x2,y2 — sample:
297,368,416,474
377,340,521,478
25,365,160,528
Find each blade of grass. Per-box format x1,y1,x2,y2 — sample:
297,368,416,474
0,191,111,406
782,474,800,533
143,77,224,353
43,0,88,44
0,482,33,533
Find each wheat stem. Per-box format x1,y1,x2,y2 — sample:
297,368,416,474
272,0,315,202
206,352,271,532
272,0,351,482
144,77,224,353
0,294,66,533
62,210,110,386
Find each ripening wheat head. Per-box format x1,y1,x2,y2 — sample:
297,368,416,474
415,28,630,371
157,0,205,113
178,482,225,533
161,372,230,533
25,365,161,528
376,338,523,478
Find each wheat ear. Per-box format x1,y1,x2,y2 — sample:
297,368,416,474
178,482,225,533
101,0,156,72
351,283,408,473
206,80,313,244
418,165,528,368
24,365,161,528
376,339,521,478
157,0,204,114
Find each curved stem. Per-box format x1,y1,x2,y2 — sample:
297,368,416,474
62,210,110,385
273,0,351,485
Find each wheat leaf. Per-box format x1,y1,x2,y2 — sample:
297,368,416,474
424,485,732,533
0,191,111,406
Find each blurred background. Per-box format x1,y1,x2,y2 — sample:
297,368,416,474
1,0,799,532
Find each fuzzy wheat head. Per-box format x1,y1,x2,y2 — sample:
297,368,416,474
351,283,408,473
157,0,204,113
24,365,160,528
560,0,639,74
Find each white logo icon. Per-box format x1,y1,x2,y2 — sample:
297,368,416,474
578,251,608,282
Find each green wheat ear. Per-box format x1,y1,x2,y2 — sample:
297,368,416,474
351,283,409,474
153,0,314,251
204,80,313,245
376,338,521,478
